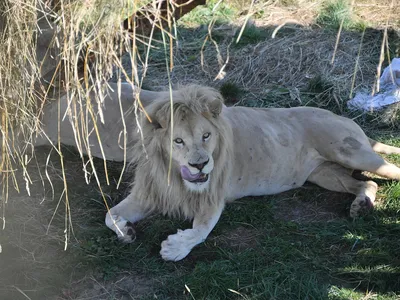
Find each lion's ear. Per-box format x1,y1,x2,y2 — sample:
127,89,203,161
208,98,223,118
151,109,168,129
144,104,168,129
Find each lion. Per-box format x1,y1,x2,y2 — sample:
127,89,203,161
105,85,400,261
0,83,165,163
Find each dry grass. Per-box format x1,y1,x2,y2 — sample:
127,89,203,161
0,0,185,244
354,0,400,28
120,1,399,112
130,24,391,114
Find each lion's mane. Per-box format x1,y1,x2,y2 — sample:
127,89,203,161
129,85,234,219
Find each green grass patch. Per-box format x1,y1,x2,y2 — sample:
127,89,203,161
64,183,400,299
235,24,270,46
178,0,236,28
317,0,367,31
219,81,244,104
307,75,334,94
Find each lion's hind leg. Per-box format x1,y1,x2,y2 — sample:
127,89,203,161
369,138,400,155
105,192,149,243
349,149,400,181
330,142,400,181
307,162,378,218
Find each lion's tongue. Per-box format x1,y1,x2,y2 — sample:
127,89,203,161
180,166,202,181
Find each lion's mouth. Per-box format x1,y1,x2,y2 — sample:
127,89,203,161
189,173,209,183
180,166,209,183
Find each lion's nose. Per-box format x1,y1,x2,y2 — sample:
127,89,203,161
189,159,209,171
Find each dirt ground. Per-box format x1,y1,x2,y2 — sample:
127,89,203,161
0,147,143,300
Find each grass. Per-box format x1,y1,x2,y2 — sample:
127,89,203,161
219,81,244,104
317,0,367,31
2,0,400,299
234,24,270,46
32,164,400,299
6,141,399,299
178,0,236,28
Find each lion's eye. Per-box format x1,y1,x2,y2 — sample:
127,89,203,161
174,138,184,145
203,132,211,141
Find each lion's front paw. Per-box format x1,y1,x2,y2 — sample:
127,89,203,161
160,229,196,261
350,196,374,218
105,214,136,243
117,221,136,243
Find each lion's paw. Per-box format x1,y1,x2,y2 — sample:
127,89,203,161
160,229,195,261
350,196,374,218
106,214,136,243
117,221,136,243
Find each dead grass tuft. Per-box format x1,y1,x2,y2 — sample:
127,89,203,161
138,25,386,112
0,0,190,246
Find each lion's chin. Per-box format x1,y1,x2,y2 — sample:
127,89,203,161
183,175,210,193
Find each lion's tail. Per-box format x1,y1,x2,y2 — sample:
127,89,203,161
369,138,400,155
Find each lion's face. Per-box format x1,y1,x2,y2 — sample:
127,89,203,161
168,112,218,192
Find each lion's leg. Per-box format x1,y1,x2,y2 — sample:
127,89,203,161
307,162,378,218
369,138,400,155
333,146,400,181
105,192,149,243
160,203,224,261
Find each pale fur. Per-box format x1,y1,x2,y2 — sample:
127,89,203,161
106,85,400,261
0,83,165,163
129,85,234,219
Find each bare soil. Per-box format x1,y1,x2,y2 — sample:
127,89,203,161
0,147,152,300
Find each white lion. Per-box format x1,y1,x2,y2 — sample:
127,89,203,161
105,85,400,261
1,83,165,162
